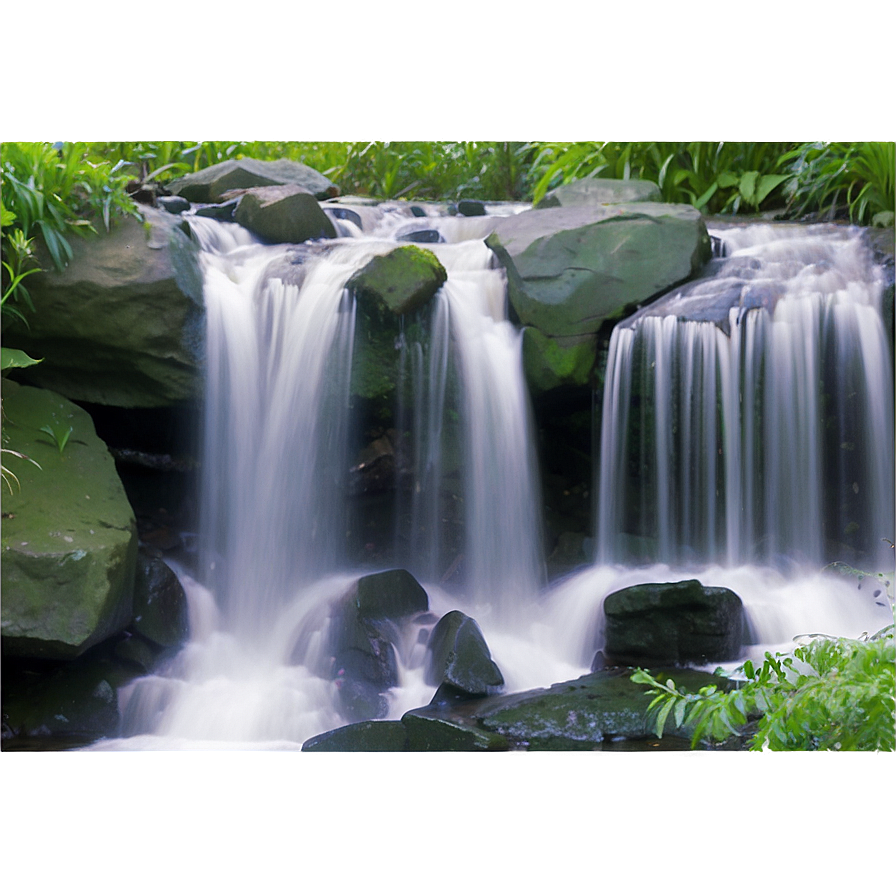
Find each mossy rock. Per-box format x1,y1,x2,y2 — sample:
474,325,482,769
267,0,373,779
400,709,510,751
347,245,447,317
522,327,597,394
354,568,429,620
302,720,409,751
425,610,504,697
1,383,138,660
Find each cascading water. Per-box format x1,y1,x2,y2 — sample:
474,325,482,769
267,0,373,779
596,223,895,571
88,208,893,751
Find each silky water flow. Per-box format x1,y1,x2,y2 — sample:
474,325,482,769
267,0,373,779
92,213,894,749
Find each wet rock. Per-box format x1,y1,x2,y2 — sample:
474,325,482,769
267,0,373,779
234,184,337,244
536,177,661,208
396,228,443,244
167,157,339,203
425,610,504,696
485,202,711,337
348,245,447,317
302,720,408,751
457,199,487,216
1,383,137,661
471,668,734,748
130,552,189,648
400,709,510,751
354,568,429,620
2,206,205,408
602,579,745,665
194,200,238,223
157,195,191,214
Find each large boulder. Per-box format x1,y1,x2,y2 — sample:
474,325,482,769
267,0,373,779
425,610,504,697
537,177,662,208
485,202,712,337
347,245,447,317
3,207,204,407
233,184,337,244
602,579,745,666
167,157,339,203
1,382,138,660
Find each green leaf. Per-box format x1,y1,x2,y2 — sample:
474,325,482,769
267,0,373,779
1,347,42,372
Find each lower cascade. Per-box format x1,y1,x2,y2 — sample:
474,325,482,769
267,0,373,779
90,208,893,750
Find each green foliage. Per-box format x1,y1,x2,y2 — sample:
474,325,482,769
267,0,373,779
38,422,74,455
1,142,139,322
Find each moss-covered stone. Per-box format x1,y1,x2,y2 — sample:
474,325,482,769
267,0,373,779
1,383,137,660
302,720,409,751
522,327,597,394
401,708,510,751
347,245,447,317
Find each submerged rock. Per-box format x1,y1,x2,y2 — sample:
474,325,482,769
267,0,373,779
424,610,504,697
536,177,662,208
167,157,339,203
602,579,745,665
348,245,448,317
1,383,137,660
234,184,337,244
486,202,711,337
2,207,205,408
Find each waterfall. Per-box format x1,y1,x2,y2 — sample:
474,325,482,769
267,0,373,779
596,223,895,571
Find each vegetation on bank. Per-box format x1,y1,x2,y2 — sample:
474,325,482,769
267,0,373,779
2,140,893,322
633,565,895,751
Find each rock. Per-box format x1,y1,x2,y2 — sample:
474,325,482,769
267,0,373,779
167,157,339,203
157,195,191,214
1,660,121,744
1,383,138,660
347,245,448,317
537,177,662,208
354,568,429,620
457,199,487,216
400,709,510,751
522,327,597,394
425,610,504,696
485,202,712,337
396,229,443,244
2,206,204,408
302,720,409,751
194,200,238,222
602,579,745,665
233,184,337,244
471,668,735,748
130,552,189,648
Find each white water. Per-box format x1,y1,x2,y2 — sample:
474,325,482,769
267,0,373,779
597,223,895,570
88,213,894,751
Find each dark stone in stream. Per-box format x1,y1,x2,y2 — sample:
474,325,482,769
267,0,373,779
396,228,444,244
234,184,337,244
457,199,487,217
302,720,409,751
354,568,429,620
157,195,191,214
424,610,504,697
602,579,745,666
194,200,238,223
129,552,190,649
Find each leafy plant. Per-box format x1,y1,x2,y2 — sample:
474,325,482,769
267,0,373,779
1,348,42,491
38,422,74,455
